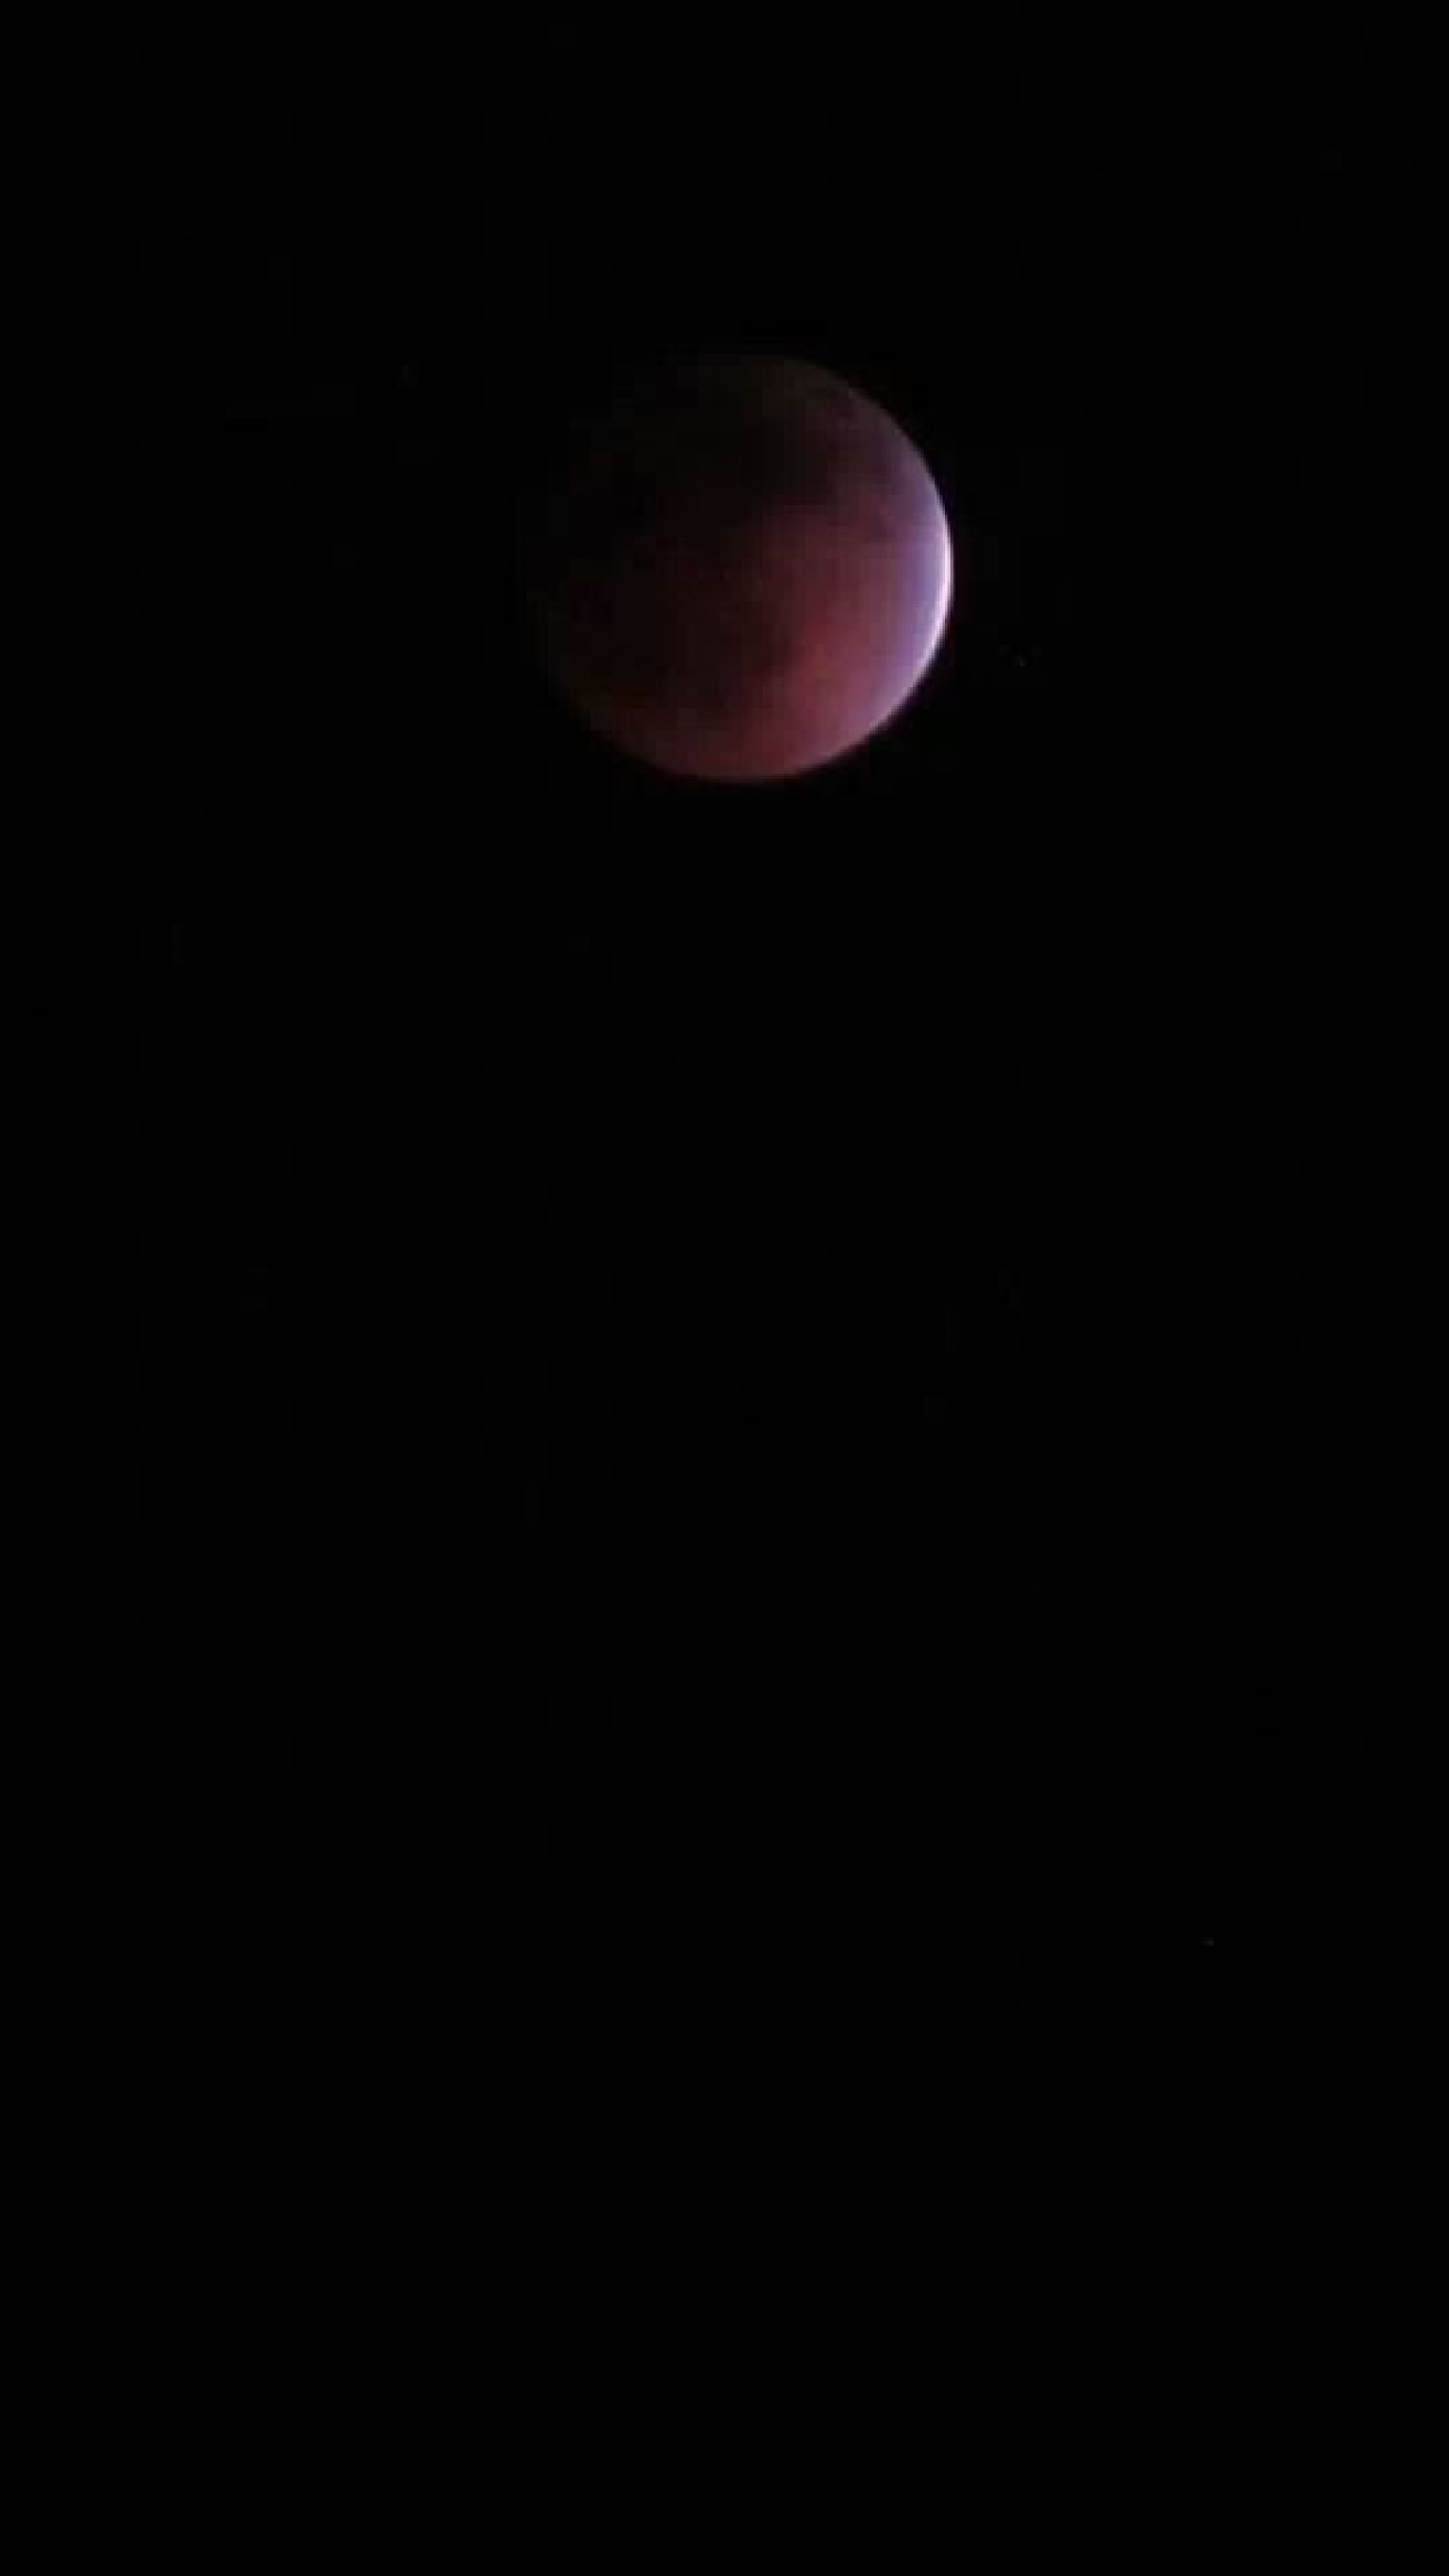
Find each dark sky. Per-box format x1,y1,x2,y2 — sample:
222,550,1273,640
5,9,1411,2033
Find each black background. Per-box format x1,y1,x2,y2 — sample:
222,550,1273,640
4,9,1413,2032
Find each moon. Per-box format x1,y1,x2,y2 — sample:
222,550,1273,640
519,351,954,783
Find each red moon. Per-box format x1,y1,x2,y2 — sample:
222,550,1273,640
519,351,954,783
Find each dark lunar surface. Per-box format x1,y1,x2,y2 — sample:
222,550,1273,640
3,10,1415,2045
522,351,949,776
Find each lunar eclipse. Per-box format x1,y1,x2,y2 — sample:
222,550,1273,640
519,351,954,783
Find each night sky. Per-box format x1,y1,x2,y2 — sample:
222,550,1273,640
5,10,1409,2033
